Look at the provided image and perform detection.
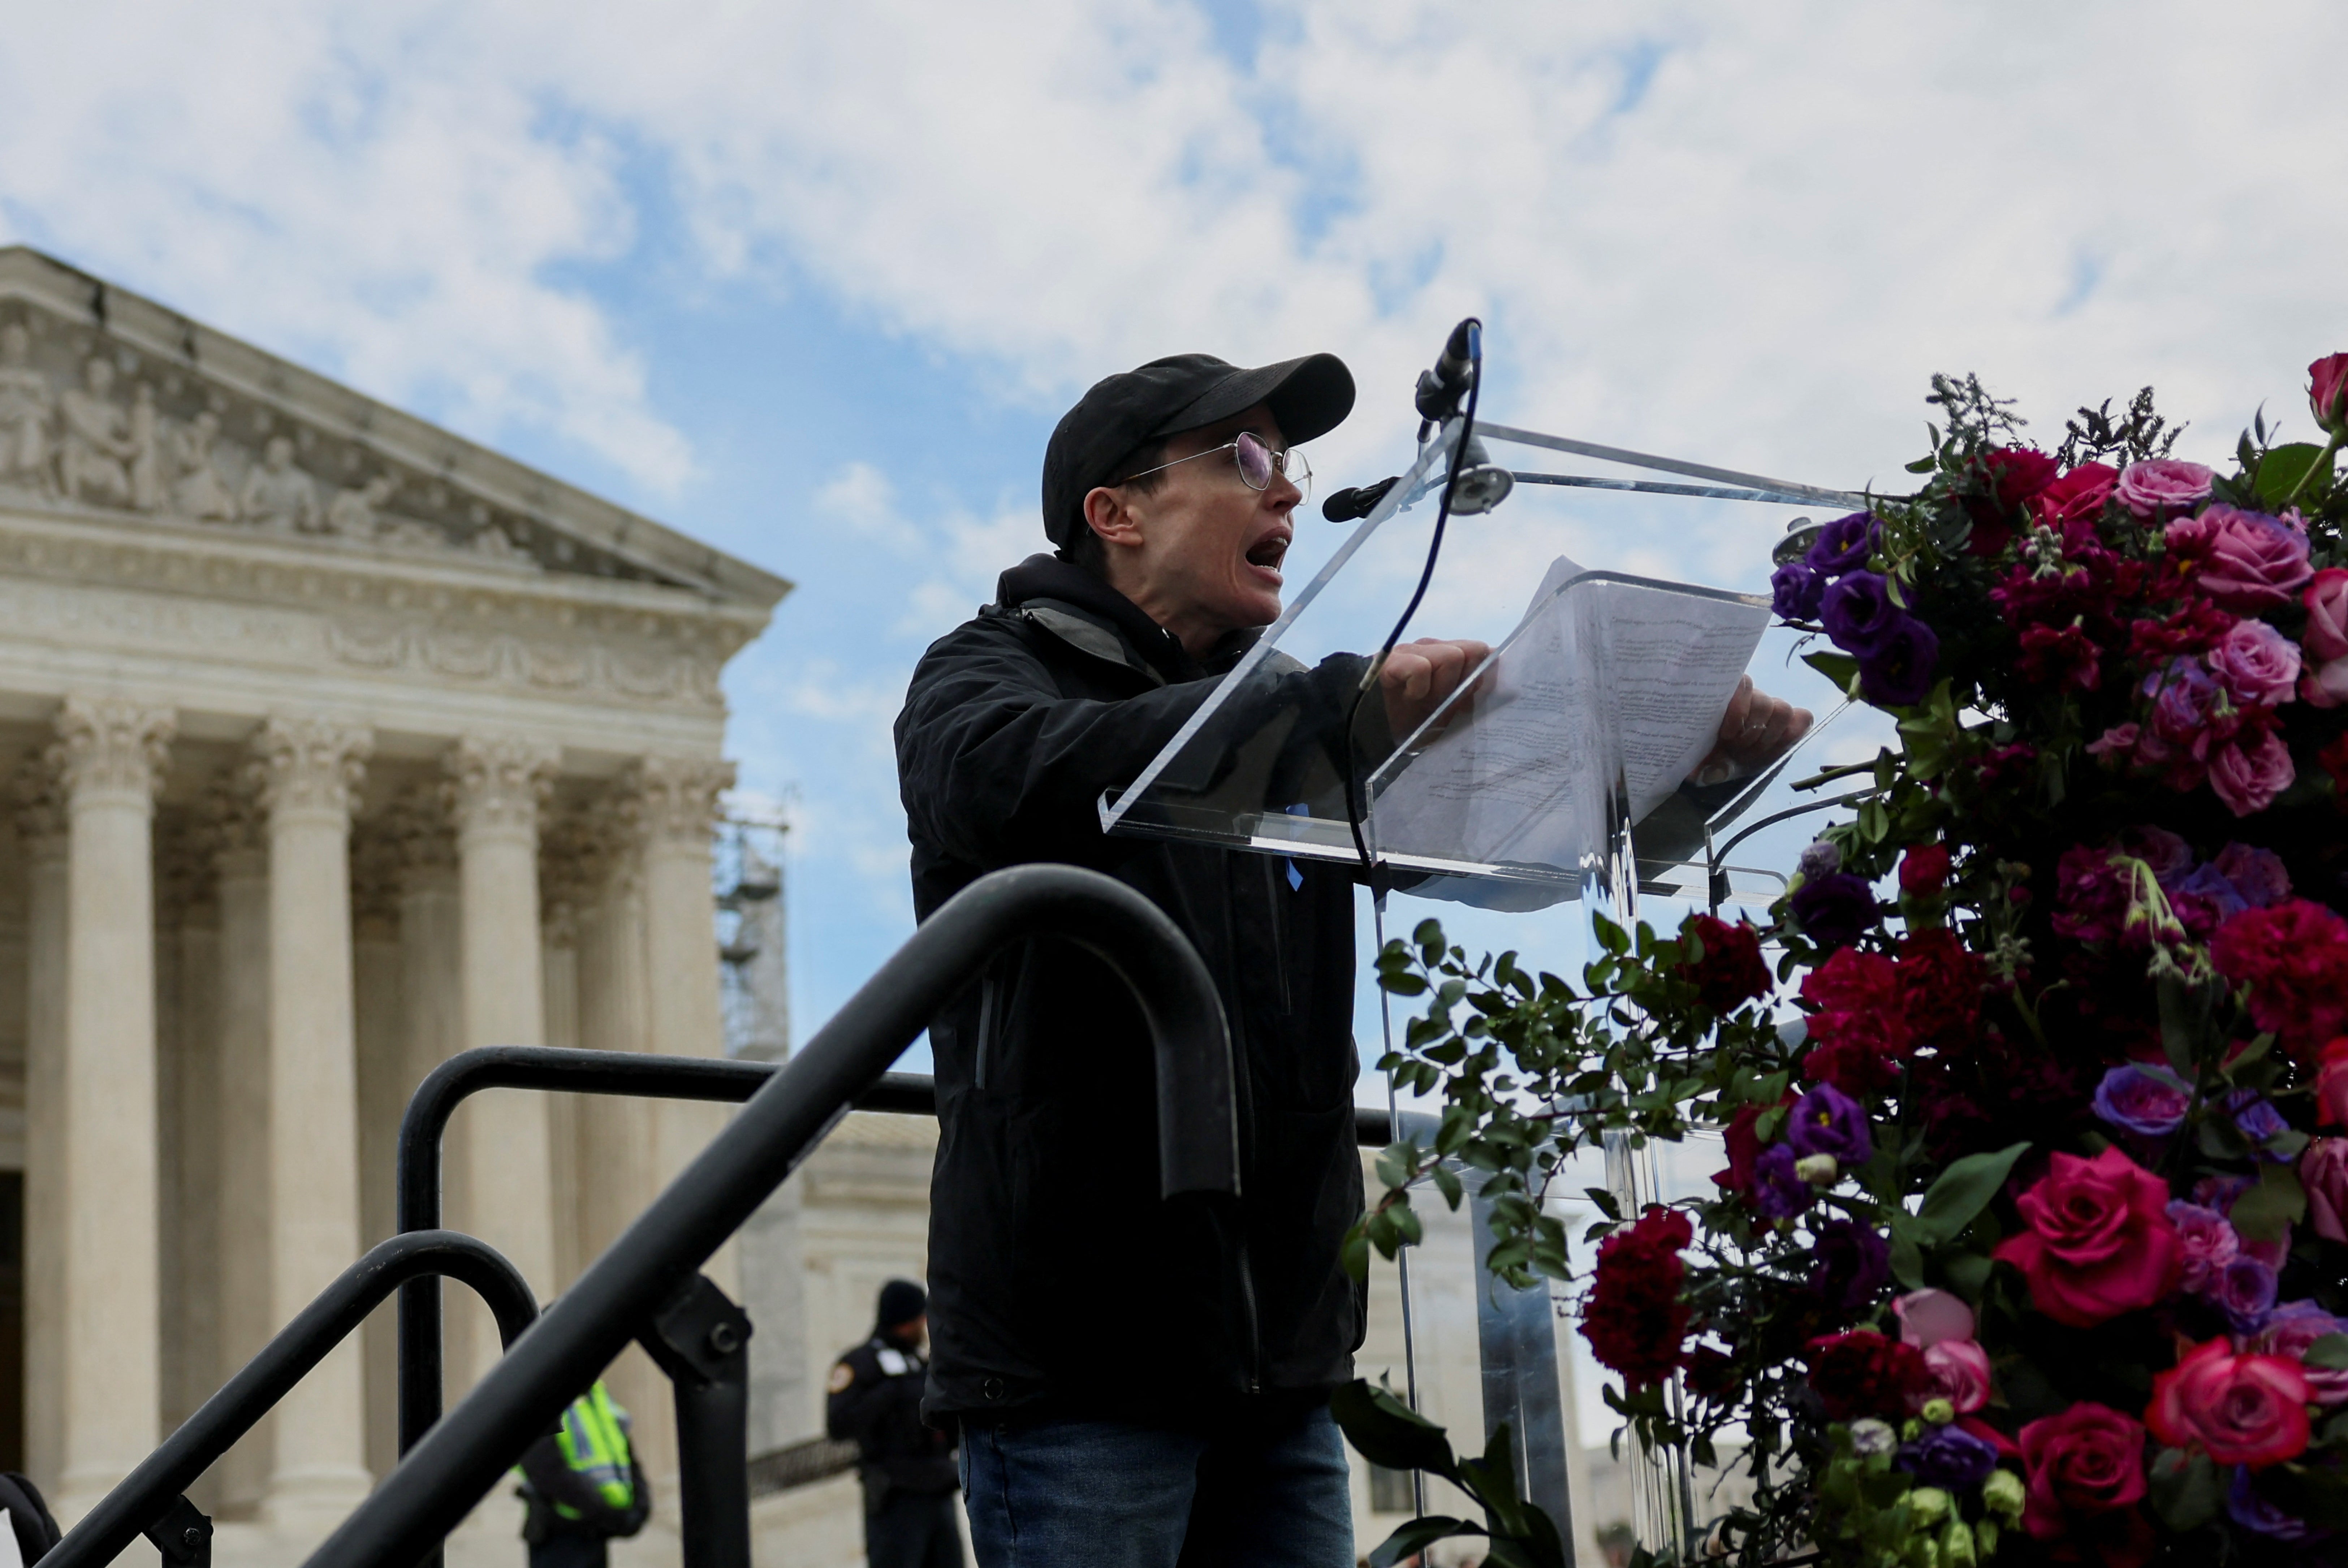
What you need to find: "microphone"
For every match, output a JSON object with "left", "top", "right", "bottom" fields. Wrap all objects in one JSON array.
[
  {"left": 1322, "top": 475, "right": 1400, "bottom": 523},
  {"left": 1413, "top": 318, "right": 1481, "bottom": 423}
]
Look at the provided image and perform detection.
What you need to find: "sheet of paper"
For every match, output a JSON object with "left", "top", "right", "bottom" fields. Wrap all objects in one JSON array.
[{"left": 1369, "top": 557, "right": 1769, "bottom": 886}]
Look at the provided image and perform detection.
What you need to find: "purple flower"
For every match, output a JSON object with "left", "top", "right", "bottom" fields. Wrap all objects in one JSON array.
[
  {"left": 1896, "top": 1422, "right": 2000, "bottom": 1491},
  {"left": 2256, "top": 1301, "right": 2348, "bottom": 1407},
  {"left": 1857, "top": 615, "right": 1941, "bottom": 707},
  {"left": 2167, "top": 1201, "right": 2240, "bottom": 1293},
  {"left": 2114, "top": 458, "right": 2215, "bottom": 519},
  {"left": 2212, "top": 842, "right": 2290, "bottom": 907},
  {"left": 2118, "top": 824, "right": 2194, "bottom": 881},
  {"left": 1820, "top": 571, "right": 1902, "bottom": 656},
  {"left": 1771, "top": 561, "right": 1825, "bottom": 621},
  {"left": 2196, "top": 1174, "right": 2291, "bottom": 1271},
  {"left": 2228, "top": 1464, "right": 2332, "bottom": 1543},
  {"left": 1789, "top": 872, "right": 1878, "bottom": 950},
  {"left": 2210, "top": 1254, "right": 2279, "bottom": 1332},
  {"left": 2092, "top": 1064, "right": 2193, "bottom": 1138},
  {"left": 2226, "top": 1089, "right": 2292, "bottom": 1158},
  {"left": 2171, "top": 862, "right": 2251, "bottom": 929},
  {"left": 2144, "top": 657, "right": 2225, "bottom": 749},
  {"left": 1752, "top": 1145, "right": 1812, "bottom": 1220},
  {"left": 1805, "top": 1219, "right": 1890, "bottom": 1314},
  {"left": 1788, "top": 1085, "right": 1874, "bottom": 1165},
  {"left": 1804, "top": 511, "right": 1879, "bottom": 576},
  {"left": 1796, "top": 840, "right": 1842, "bottom": 880}
]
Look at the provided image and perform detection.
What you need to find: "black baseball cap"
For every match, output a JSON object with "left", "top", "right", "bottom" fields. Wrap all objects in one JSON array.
[{"left": 1041, "top": 352, "right": 1355, "bottom": 549}]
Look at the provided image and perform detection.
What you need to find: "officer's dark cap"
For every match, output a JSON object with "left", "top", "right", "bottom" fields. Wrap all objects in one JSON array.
[
  {"left": 877, "top": 1278, "right": 927, "bottom": 1329},
  {"left": 1041, "top": 352, "right": 1355, "bottom": 549}
]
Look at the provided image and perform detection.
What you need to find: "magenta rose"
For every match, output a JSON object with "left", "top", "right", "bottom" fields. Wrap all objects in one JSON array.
[
  {"left": 2306, "top": 569, "right": 2348, "bottom": 660},
  {"left": 2302, "top": 1137, "right": 2348, "bottom": 1243},
  {"left": 1892, "top": 1287, "right": 1975, "bottom": 1349},
  {"left": 2312, "top": 352, "right": 2348, "bottom": 437},
  {"left": 1994, "top": 1146, "right": 2183, "bottom": 1326},
  {"left": 2170, "top": 505, "right": 2314, "bottom": 610},
  {"left": 2209, "top": 729, "right": 2295, "bottom": 817},
  {"left": 2116, "top": 458, "right": 2214, "bottom": 519},
  {"left": 2208, "top": 619, "right": 2300, "bottom": 707},
  {"left": 2145, "top": 1338, "right": 2310, "bottom": 1467},
  {"left": 2017, "top": 1402, "right": 2148, "bottom": 1542},
  {"left": 2166, "top": 1201, "right": 2240, "bottom": 1292},
  {"left": 2256, "top": 1300, "right": 2348, "bottom": 1405},
  {"left": 1909, "top": 1338, "right": 1993, "bottom": 1415}
]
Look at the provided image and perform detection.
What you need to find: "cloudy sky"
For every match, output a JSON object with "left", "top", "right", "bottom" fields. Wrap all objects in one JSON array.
[{"left": 7, "top": 0, "right": 2346, "bottom": 1046}]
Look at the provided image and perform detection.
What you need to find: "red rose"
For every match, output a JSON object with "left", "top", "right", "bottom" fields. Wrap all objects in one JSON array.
[
  {"left": 1799, "top": 949, "right": 1912, "bottom": 1093},
  {"left": 1803, "top": 1329, "right": 1929, "bottom": 1420},
  {"left": 2320, "top": 1040, "right": 2348, "bottom": 1129},
  {"left": 1713, "top": 1103, "right": 1764, "bottom": 1195},
  {"left": 1580, "top": 1206, "right": 1692, "bottom": 1390},
  {"left": 2210, "top": 898, "right": 2348, "bottom": 1055},
  {"left": 1985, "top": 446, "right": 2060, "bottom": 509},
  {"left": 1898, "top": 843, "right": 1951, "bottom": 897},
  {"left": 1993, "top": 1146, "right": 2183, "bottom": 1326},
  {"left": 1679, "top": 914, "right": 1771, "bottom": 1014},
  {"left": 2017, "top": 1403, "right": 2150, "bottom": 1554},
  {"left": 2033, "top": 462, "right": 2119, "bottom": 530},
  {"left": 2145, "top": 1338, "right": 2312, "bottom": 1467},
  {"left": 1896, "top": 927, "right": 1986, "bottom": 1051},
  {"left": 2311, "top": 352, "right": 2348, "bottom": 437}
]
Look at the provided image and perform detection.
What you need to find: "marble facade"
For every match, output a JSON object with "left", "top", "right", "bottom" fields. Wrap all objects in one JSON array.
[{"left": 0, "top": 246, "right": 787, "bottom": 1559}]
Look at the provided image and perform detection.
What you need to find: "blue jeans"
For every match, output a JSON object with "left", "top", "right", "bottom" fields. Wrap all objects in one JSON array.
[{"left": 959, "top": 1406, "right": 1354, "bottom": 1568}]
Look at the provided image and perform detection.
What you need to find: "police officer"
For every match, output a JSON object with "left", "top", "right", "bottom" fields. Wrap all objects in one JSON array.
[
  {"left": 514, "top": 1379, "right": 651, "bottom": 1568},
  {"left": 828, "top": 1279, "right": 958, "bottom": 1568}
]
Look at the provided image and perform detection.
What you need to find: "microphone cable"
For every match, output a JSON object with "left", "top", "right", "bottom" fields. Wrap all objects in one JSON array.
[{"left": 1342, "top": 318, "right": 1483, "bottom": 884}]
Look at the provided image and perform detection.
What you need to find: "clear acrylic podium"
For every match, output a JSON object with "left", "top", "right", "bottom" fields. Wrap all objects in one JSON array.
[{"left": 1101, "top": 409, "right": 1868, "bottom": 1562}]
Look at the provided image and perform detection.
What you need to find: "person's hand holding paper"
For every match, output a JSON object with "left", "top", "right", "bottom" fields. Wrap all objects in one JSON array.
[{"left": 1691, "top": 673, "right": 1812, "bottom": 787}]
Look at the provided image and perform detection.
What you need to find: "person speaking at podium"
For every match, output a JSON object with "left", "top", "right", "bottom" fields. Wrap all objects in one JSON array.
[{"left": 893, "top": 350, "right": 1801, "bottom": 1568}]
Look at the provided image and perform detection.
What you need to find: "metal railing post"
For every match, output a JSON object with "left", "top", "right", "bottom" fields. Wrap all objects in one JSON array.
[{"left": 642, "top": 1275, "right": 755, "bottom": 1568}]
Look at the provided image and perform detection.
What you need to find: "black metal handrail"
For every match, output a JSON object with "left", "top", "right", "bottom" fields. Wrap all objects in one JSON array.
[
  {"left": 396, "top": 1047, "right": 930, "bottom": 1457},
  {"left": 47, "top": 1230, "right": 534, "bottom": 1568},
  {"left": 310, "top": 863, "right": 1234, "bottom": 1568}
]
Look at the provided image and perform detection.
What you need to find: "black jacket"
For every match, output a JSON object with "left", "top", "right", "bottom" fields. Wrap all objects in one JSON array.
[
  {"left": 895, "top": 555, "right": 1373, "bottom": 1429},
  {"left": 828, "top": 1332, "right": 958, "bottom": 1497}
]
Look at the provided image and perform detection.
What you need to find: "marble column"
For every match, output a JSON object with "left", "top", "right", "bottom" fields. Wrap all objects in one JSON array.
[
  {"left": 539, "top": 816, "right": 595, "bottom": 1289},
  {"left": 49, "top": 696, "right": 174, "bottom": 1525},
  {"left": 252, "top": 716, "right": 373, "bottom": 1534},
  {"left": 444, "top": 737, "right": 560, "bottom": 1392},
  {"left": 208, "top": 782, "right": 273, "bottom": 1519},
  {"left": 349, "top": 828, "right": 406, "bottom": 1482},
  {"left": 156, "top": 815, "right": 223, "bottom": 1506},
  {"left": 389, "top": 790, "right": 461, "bottom": 1430},
  {"left": 13, "top": 764, "right": 66, "bottom": 1498},
  {"left": 615, "top": 755, "right": 732, "bottom": 1499}
]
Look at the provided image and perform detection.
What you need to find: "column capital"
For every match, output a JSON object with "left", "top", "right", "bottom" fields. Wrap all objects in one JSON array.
[
  {"left": 49, "top": 696, "right": 175, "bottom": 808},
  {"left": 387, "top": 783, "right": 458, "bottom": 894},
  {"left": 443, "top": 736, "right": 559, "bottom": 842},
  {"left": 538, "top": 812, "right": 608, "bottom": 949},
  {"left": 250, "top": 717, "right": 371, "bottom": 827},
  {"left": 349, "top": 824, "right": 403, "bottom": 940},
  {"left": 201, "top": 770, "right": 268, "bottom": 877},
  {"left": 613, "top": 755, "right": 734, "bottom": 852},
  {"left": 156, "top": 808, "right": 218, "bottom": 926}
]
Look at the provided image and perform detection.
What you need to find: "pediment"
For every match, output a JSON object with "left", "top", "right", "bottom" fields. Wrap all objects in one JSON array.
[{"left": 0, "top": 246, "right": 787, "bottom": 610}]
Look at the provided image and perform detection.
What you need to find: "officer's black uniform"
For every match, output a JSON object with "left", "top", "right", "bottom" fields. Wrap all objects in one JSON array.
[{"left": 829, "top": 1283, "right": 959, "bottom": 1568}]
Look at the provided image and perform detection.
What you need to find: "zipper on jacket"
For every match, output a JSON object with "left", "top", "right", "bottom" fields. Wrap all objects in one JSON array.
[
  {"left": 1259, "top": 855, "right": 1293, "bottom": 1015},
  {"left": 972, "top": 972, "right": 997, "bottom": 1089}
]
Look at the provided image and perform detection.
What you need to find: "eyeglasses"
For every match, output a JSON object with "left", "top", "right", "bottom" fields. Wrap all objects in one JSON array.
[{"left": 1119, "top": 430, "right": 1312, "bottom": 501}]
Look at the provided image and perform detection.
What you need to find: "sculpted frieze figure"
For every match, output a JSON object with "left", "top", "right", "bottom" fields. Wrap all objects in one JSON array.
[
  {"left": 327, "top": 473, "right": 395, "bottom": 539},
  {"left": 239, "top": 435, "right": 319, "bottom": 533},
  {"left": 173, "top": 410, "right": 239, "bottom": 521},
  {"left": 0, "top": 323, "right": 52, "bottom": 492},
  {"left": 127, "top": 382, "right": 163, "bottom": 511},
  {"left": 57, "top": 357, "right": 135, "bottom": 506}
]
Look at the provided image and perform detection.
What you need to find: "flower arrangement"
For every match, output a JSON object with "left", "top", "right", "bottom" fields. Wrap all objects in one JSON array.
[{"left": 1332, "top": 355, "right": 2348, "bottom": 1567}]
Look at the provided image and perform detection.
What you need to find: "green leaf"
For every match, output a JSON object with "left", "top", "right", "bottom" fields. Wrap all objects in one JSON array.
[
  {"left": 1431, "top": 1163, "right": 1464, "bottom": 1210},
  {"left": 1887, "top": 1221, "right": 1925, "bottom": 1290},
  {"left": 2305, "top": 1334, "right": 2348, "bottom": 1372},
  {"left": 1911, "top": 1141, "right": 2030, "bottom": 1246},
  {"left": 2256, "top": 441, "right": 2334, "bottom": 506},
  {"left": 2148, "top": 1446, "right": 2223, "bottom": 1532},
  {"left": 1804, "top": 650, "right": 1860, "bottom": 687},
  {"left": 2231, "top": 1158, "right": 2306, "bottom": 1243},
  {"left": 1366, "top": 1517, "right": 1481, "bottom": 1568},
  {"left": 1330, "top": 1379, "right": 1459, "bottom": 1477}
]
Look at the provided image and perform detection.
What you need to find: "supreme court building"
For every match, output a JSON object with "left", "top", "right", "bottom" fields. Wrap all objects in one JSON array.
[{"left": 0, "top": 246, "right": 787, "bottom": 1556}]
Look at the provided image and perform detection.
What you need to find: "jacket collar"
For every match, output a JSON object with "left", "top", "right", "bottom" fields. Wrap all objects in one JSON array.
[{"left": 996, "top": 554, "right": 1200, "bottom": 684}]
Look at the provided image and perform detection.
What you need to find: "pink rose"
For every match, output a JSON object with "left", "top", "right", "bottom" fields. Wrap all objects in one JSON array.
[
  {"left": 1909, "top": 1338, "right": 1993, "bottom": 1414},
  {"left": 2208, "top": 729, "right": 2295, "bottom": 817},
  {"left": 2320, "top": 1041, "right": 2348, "bottom": 1128},
  {"left": 2304, "top": 657, "right": 2348, "bottom": 709},
  {"left": 2165, "top": 1201, "right": 2240, "bottom": 1291},
  {"left": 2145, "top": 1338, "right": 2311, "bottom": 1467},
  {"left": 2169, "top": 505, "right": 2313, "bottom": 610},
  {"left": 2305, "top": 569, "right": 2348, "bottom": 661},
  {"left": 2255, "top": 1301, "right": 2348, "bottom": 1405},
  {"left": 1892, "top": 1287, "right": 1976, "bottom": 1348},
  {"left": 2302, "top": 1137, "right": 2348, "bottom": 1242},
  {"left": 1994, "top": 1146, "right": 2184, "bottom": 1327},
  {"left": 2312, "top": 352, "right": 2348, "bottom": 437},
  {"left": 2115, "top": 459, "right": 2214, "bottom": 519},
  {"left": 2207, "top": 619, "right": 2300, "bottom": 706}
]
